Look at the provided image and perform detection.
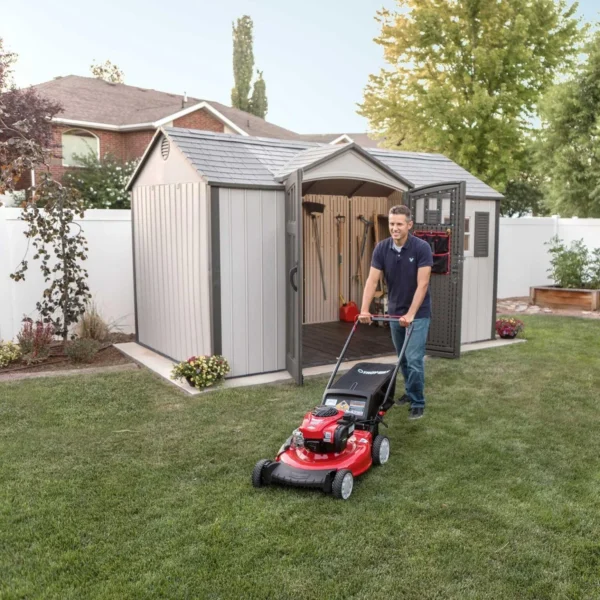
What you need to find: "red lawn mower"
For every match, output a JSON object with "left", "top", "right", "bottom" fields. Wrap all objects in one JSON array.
[{"left": 252, "top": 316, "right": 413, "bottom": 500}]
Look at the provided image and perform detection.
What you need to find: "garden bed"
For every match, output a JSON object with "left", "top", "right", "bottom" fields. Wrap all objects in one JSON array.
[
  {"left": 530, "top": 286, "right": 600, "bottom": 311},
  {"left": 0, "top": 332, "right": 135, "bottom": 376}
]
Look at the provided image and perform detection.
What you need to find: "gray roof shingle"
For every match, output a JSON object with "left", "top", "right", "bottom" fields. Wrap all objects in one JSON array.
[{"left": 162, "top": 128, "right": 503, "bottom": 199}]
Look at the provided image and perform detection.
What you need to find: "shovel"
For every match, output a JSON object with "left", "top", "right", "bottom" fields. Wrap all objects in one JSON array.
[{"left": 303, "top": 201, "right": 327, "bottom": 301}]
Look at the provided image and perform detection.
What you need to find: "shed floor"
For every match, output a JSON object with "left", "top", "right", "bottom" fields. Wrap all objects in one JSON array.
[{"left": 302, "top": 320, "right": 396, "bottom": 368}]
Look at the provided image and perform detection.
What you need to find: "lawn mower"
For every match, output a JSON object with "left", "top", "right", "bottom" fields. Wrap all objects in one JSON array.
[{"left": 252, "top": 316, "right": 413, "bottom": 500}]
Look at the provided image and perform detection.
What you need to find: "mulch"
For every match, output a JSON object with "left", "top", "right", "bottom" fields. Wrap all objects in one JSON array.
[{"left": 0, "top": 333, "right": 136, "bottom": 378}]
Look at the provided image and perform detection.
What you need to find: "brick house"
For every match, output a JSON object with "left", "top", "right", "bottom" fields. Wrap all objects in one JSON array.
[{"left": 25, "top": 75, "right": 305, "bottom": 187}]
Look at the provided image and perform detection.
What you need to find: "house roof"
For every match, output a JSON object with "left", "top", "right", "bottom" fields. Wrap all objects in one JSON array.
[
  {"left": 128, "top": 127, "right": 503, "bottom": 199},
  {"left": 296, "top": 133, "right": 384, "bottom": 148},
  {"left": 30, "top": 75, "right": 302, "bottom": 139}
]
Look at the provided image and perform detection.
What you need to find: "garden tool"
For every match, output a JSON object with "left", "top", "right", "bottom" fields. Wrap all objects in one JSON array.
[
  {"left": 303, "top": 201, "right": 327, "bottom": 301},
  {"left": 336, "top": 214, "right": 359, "bottom": 322},
  {"left": 354, "top": 214, "right": 373, "bottom": 298}
]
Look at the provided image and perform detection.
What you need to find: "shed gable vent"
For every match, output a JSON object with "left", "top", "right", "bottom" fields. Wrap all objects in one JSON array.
[
  {"left": 474, "top": 212, "right": 490, "bottom": 257},
  {"left": 161, "top": 137, "right": 170, "bottom": 161}
]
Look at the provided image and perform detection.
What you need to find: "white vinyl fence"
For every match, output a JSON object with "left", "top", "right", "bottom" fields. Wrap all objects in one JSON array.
[
  {"left": 498, "top": 216, "right": 600, "bottom": 298},
  {"left": 0, "top": 207, "right": 134, "bottom": 342},
  {"left": 2, "top": 207, "right": 599, "bottom": 343}
]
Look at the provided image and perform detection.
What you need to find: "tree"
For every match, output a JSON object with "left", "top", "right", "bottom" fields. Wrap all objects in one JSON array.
[
  {"left": 535, "top": 30, "right": 600, "bottom": 217},
  {"left": 231, "top": 15, "right": 268, "bottom": 118},
  {"left": 63, "top": 152, "right": 139, "bottom": 209},
  {"left": 249, "top": 70, "right": 268, "bottom": 119},
  {"left": 501, "top": 142, "right": 548, "bottom": 216},
  {"left": 90, "top": 59, "right": 124, "bottom": 84},
  {"left": 0, "top": 39, "right": 62, "bottom": 193},
  {"left": 502, "top": 178, "right": 547, "bottom": 217},
  {"left": 359, "top": 1, "right": 584, "bottom": 192},
  {"left": 11, "top": 174, "right": 91, "bottom": 342}
]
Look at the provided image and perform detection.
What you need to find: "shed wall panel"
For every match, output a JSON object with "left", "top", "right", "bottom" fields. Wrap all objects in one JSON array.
[
  {"left": 218, "top": 188, "right": 286, "bottom": 377},
  {"left": 132, "top": 183, "right": 211, "bottom": 361},
  {"left": 461, "top": 199, "right": 496, "bottom": 344}
]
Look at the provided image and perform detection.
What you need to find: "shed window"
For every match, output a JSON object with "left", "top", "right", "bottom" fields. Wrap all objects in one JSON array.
[
  {"left": 444, "top": 216, "right": 470, "bottom": 252},
  {"left": 62, "top": 129, "right": 100, "bottom": 167}
]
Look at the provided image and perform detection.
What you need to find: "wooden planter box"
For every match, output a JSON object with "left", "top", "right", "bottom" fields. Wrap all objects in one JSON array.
[{"left": 530, "top": 286, "right": 600, "bottom": 311}]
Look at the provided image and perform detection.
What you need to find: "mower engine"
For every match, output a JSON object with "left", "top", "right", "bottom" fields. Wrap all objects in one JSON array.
[{"left": 293, "top": 406, "right": 356, "bottom": 454}]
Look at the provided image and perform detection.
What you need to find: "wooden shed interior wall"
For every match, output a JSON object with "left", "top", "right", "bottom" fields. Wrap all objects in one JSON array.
[{"left": 302, "top": 192, "right": 402, "bottom": 324}]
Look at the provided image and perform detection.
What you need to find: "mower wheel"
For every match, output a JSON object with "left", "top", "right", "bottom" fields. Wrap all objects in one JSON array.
[
  {"left": 372, "top": 435, "right": 390, "bottom": 466},
  {"left": 252, "top": 459, "right": 270, "bottom": 488},
  {"left": 332, "top": 469, "right": 354, "bottom": 500}
]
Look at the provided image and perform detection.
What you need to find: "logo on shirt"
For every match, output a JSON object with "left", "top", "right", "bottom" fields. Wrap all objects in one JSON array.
[{"left": 409, "top": 257, "right": 414, "bottom": 262}]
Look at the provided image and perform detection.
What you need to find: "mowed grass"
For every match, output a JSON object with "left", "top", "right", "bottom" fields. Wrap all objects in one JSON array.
[{"left": 1, "top": 315, "right": 599, "bottom": 599}]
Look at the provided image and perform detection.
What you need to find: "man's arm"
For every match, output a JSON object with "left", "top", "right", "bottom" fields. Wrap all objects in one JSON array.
[
  {"left": 359, "top": 266, "right": 382, "bottom": 323},
  {"left": 400, "top": 266, "right": 432, "bottom": 326}
]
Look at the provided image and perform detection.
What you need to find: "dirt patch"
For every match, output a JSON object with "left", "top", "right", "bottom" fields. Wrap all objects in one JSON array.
[
  {"left": 0, "top": 333, "right": 136, "bottom": 380},
  {"left": 497, "top": 297, "right": 600, "bottom": 320}
]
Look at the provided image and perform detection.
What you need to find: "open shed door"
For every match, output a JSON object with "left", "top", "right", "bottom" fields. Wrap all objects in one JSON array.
[
  {"left": 407, "top": 182, "right": 466, "bottom": 358},
  {"left": 285, "top": 169, "right": 304, "bottom": 384}
]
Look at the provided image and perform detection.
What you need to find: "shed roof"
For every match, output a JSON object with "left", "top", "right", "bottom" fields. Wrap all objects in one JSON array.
[{"left": 128, "top": 127, "right": 503, "bottom": 199}]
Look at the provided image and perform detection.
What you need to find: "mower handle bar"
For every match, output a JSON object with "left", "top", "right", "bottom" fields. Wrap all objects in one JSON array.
[{"left": 325, "top": 315, "right": 414, "bottom": 405}]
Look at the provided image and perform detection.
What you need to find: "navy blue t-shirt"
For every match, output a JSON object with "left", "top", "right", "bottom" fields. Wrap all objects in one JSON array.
[{"left": 371, "top": 234, "right": 433, "bottom": 319}]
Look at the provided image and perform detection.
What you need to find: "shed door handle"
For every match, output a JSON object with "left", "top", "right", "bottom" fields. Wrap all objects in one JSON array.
[{"left": 289, "top": 266, "right": 298, "bottom": 292}]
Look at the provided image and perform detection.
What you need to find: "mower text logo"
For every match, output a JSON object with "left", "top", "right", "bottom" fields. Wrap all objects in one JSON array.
[{"left": 357, "top": 368, "right": 392, "bottom": 375}]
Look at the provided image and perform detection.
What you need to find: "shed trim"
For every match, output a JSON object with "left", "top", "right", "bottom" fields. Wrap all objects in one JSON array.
[
  {"left": 276, "top": 142, "right": 413, "bottom": 190},
  {"left": 210, "top": 186, "right": 222, "bottom": 356}
]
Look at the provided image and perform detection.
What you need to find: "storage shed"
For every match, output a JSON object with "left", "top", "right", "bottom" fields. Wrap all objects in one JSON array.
[{"left": 126, "top": 127, "right": 503, "bottom": 383}]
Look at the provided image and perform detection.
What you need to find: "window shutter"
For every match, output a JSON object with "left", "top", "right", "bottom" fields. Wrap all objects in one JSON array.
[{"left": 474, "top": 212, "right": 490, "bottom": 257}]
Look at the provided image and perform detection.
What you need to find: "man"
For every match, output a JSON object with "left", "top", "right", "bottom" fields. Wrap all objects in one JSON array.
[{"left": 359, "top": 205, "right": 432, "bottom": 420}]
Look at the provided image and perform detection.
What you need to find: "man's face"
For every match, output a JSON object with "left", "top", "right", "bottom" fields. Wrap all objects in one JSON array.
[{"left": 388, "top": 213, "right": 412, "bottom": 242}]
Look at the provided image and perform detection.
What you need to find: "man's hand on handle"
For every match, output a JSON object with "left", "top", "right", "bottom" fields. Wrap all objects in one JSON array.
[
  {"left": 399, "top": 314, "right": 414, "bottom": 327},
  {"left": 358, "top": 312, "right": 372, "bottom": 324}
]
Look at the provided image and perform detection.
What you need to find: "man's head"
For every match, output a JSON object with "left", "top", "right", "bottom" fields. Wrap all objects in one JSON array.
[{"left": 388, "top": 205, "right": 413, "bottom": 243}]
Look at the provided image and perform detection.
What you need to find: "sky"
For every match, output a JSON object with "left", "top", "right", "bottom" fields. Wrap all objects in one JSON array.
[{"left": 3, "top": 0, "right": 599, "bottom": 135}]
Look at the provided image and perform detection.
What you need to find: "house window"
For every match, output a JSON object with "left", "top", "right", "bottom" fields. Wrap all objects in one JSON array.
[
  {"left": 62, "top": 129, "right": 99, "bottom": 167},
  {"left": 444, "top": 216, "right": 471, "bottom": 252}
]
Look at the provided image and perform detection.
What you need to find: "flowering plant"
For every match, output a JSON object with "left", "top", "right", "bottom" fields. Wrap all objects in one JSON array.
[
  {"left": 63, "top": 152, "right": 139, "bottom": 209},
  {"left": 171, "top": 355, "right": 230, "bottom": 388},
  {"left": 495, "top": 317, "right": 524, "bottom": 339}
]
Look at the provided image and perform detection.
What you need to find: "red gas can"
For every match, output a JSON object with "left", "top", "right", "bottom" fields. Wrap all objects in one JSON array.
[{"left": 339, "top": 301, "right": 359, "bottom": 322}]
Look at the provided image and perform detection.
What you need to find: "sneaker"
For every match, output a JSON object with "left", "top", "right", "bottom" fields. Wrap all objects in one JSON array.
[
  {"left": 395, "top": 394, "right": 410, "bottom": 407},
  {"left": 408, "top": 407, "right": 424, "bottom": 420}
]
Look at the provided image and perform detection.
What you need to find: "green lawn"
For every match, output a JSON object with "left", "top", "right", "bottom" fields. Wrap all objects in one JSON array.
[{"left": 1, "top": 315, "right": 599, "bottom": 599}]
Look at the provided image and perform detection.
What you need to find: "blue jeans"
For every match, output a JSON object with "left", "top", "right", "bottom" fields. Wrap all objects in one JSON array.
[{"left": 389, "top": 318, "right": 430, "bottom": 409}]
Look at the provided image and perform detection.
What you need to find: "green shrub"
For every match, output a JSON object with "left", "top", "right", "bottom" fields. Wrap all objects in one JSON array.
[
  {"left": 65, "top": 339, "right": 101, "bottom": 364},
  {"left": 62, "top": 152, "right": 138, "bottom": 209},
  {"left": 0, "top": 341, "right": 22, "bottom": 367},
  {"left": 546, "top": 236, "right": 600, "bottom": 289}
]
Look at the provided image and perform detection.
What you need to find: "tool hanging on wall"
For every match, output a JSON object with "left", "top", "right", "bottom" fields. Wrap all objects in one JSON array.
[
  {"left": 303, "top": 201, "right": 327, "bottom": 301},
  {"left": 336, "top": 214, "right": 359, "bottom": 322},
  {"left": 354, "top": 214, "right": 373, "bottom": 297}
]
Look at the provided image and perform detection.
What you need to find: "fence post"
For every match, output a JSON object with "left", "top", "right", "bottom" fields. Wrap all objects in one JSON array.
[
  {"left": 0, "top": 208, "right": 15, "bottom": 341},
  {"left": 552, "top": 214, "right": 560, "bottom": 238}
]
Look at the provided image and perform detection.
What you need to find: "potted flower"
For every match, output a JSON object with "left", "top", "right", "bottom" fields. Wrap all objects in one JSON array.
[
  {"left": 495, "top": 317, "right": 525, "bottom": 339},
  {"left": 171, "top": 354, "right": 230, "bottom": 388}
]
